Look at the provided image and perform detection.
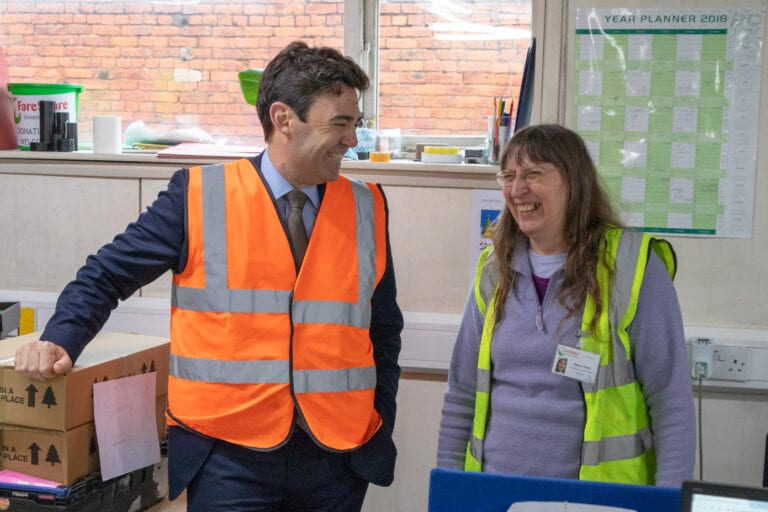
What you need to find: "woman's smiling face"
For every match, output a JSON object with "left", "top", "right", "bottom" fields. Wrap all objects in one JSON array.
[{"left": 500, "top": 158, "right": 569, "bottom": 255}]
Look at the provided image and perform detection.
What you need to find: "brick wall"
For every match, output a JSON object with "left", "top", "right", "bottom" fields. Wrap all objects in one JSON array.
[
  {"left": 379, "top": 1, "right": 531, "bottom": 135},
  {"left": 0, "top": 0, "right": 530, "bottom": 147}
]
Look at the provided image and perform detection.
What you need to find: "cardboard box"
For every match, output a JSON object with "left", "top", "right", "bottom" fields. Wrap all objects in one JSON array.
[
  {"left": 0, "top": 301, "right": 20, "bottom": 339},
  {"left": 0, "top": 422, "right": 98, "bottom": 486},
  {"left": 0, "top": 393, "right": 168, "bottom": 486},
  {"left": 156, "top": 394, "right": 168, "bottom": 442},
  {"left": 0, "top": 331, "right": 169, "bottom": 431}
]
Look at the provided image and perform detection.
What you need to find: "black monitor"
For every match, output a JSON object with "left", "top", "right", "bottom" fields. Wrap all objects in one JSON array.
[{"left": 514, "top": 37, "right": 536, "bottom": 133}]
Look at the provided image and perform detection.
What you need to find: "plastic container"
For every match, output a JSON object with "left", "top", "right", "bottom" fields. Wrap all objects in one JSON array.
[
  {"left": 7, "top": 83, "right": 83, "bottom": 149},
  {"left": 369, "top": 151, "right": 390, "bottom": 162},
  {"left": 421, "top": 146, "right": 462, "bottom": 164}
]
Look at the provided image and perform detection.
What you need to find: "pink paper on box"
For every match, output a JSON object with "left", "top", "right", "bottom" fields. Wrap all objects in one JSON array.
[{"left": 0, "top": 469, "right": 62, "bottom": 488}]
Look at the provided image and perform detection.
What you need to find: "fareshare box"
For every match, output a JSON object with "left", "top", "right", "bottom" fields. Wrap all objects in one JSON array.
[{"left": 0, "top": 331, "right": 169, "bottom": 431}]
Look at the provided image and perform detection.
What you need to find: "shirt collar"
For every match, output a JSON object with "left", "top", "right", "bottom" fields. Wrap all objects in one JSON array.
[{"left": 261, "top": 148, "right": 320, "bottom": 209}]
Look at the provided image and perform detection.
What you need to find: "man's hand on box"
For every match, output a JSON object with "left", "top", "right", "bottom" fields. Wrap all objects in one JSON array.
[{"left": 15, "top": 340, "right": 73, "bottom": 380}]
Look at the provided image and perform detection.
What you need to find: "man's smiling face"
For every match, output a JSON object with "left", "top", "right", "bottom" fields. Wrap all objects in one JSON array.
[{"left": 283, "top": 84, "right": 362, "bottom": 188}]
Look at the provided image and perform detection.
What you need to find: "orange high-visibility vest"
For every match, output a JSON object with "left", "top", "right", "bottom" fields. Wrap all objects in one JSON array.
[{"left": 168, "top": 159, "right": 388, "bottom": 451}]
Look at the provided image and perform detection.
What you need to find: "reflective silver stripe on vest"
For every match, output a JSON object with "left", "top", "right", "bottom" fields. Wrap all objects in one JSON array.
[
  {"left": 581, "top": 426, "right": 653, "bottom": 465},
  {"left": 587, "top": 358, "right": 636, "bottom": 392},
  {"left": 476, "top": 368, "right": 491, "bottom": 393},
  {"left": 292, "top": 299, "right": 371, "bottom": 328},
  {"left": 581, "top": 231, "right": 642, "bottom": 394},
  {"left": 172, "top": 166, "right": 376, "bottom": 330},
  {"left": 170, "top": 165, "right": 378, "bottom": 390},
  {"left": 172, "top": 287, "right": 292, "bottom": 313},
  {"left": 470, "top": 256, "right": 496, "bottom": 467},
  {"left": 172, "top": 163, "right": 294, "bottom": 314},
  {"left": 292, "top": 178, "right": 375, "bottom": 328},
  {"left": 477, "top": 255, "right": 498, "bottom": 310},
  {"left": 580, "top": 231, "right": 653, "bottom": 468},
  {"left": 171, "top": 353, "right": 376, "bottom": 391},
  {"left": 293, "top": 365, "right": 376, "bottom": 393},
  {"left": 202, "top": 163, "right": 228, "bottom": 289},
  {"left": 469, "top": 434, "right": 484, "bottom": 460},
  {"left": 170, "top": 353, "right": 289, "bottom": 384},
  {"left": 610, "top": 231, "right": 643, "bottom": 356}
]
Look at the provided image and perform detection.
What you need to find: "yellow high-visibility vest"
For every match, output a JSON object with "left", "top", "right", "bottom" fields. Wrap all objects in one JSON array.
[{"left": 465, "top": 227, "right": 676, "bottom": 485}]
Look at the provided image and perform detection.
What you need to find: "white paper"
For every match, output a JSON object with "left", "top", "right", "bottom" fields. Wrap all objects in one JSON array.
[
  {"left": 585, "top": 140, "right": 601, "bottom": 166},
  {"left": 672, "top": 107, "right": 698, "bottom": 132},
  {"left": 671, "top": 143, "right": 696, "bottom": 169},
  {"left": 580, "top": 34, "right": 604, "bottom": 60},
  {"left": 669, "top": 178, "right": 695, "bottom": 204},
  {"left": 621, "top": 141, "right": 647, "bottom": 168},
  {"left": 93, "top": 372, "right": 160, "bottom": 481},
  {"left": 625, "top": 71, "right": 651, "bottom": 96},
  {"left": 621, "top": 211, "right": 645, "bottom": 228},
  {"left": 668, "top": 212, "right": 693, "bottom": 229},
  {"left": 577, "top": 105, "right": 601, "bottom": 131},
  {"left": 579, "top": 70, "right": 603, "bottom": 96},
  {"left": 674, "top": 70, "right": 700, "bottom": 97},
  {"left": 621, "top": 176, "right": 646, "bottom": 203},
  {"left": 93, "top": 115, "right": 122, "bottom": 154},
  {"left": 676, "top": 33, "right": 702, "bottom": 61},
  {"left": 624, "top": 106, "right": 648, "bottom": 132},
  {"left": 627, "top": 34, "right": 652, "bottom": 60}
]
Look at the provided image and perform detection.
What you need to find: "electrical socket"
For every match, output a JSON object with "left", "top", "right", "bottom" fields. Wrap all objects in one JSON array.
[
  {"left": 690, "top": 337, "right": 714, "bottom": 379},
  {"left": 709, "top": 345, "right": 750, "bottom": 382}
]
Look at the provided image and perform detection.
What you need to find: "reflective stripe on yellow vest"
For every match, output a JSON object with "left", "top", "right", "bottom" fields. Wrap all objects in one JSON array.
[
  {"left": 464, "top": 246, "right": 498, "bottom": 472},
  {"left": 169, "top": 159, "right": 387, "bottom": 451},
  {"left": 464, "top": 228, "right": 676, "bottom": 485}
]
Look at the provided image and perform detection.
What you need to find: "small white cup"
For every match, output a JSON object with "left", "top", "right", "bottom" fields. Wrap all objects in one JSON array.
[{"left": 93, "top": 115, "right": 122, "bottom": 154}]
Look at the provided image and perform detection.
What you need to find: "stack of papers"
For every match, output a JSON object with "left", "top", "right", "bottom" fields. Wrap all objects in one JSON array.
[{"left": 156, "top": 143, "right": 265, "bottom": 159}]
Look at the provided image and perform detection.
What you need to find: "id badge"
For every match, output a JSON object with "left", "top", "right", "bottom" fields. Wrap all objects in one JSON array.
[{"left": 551, "top": 344, "right": 600, "bottom": 384}]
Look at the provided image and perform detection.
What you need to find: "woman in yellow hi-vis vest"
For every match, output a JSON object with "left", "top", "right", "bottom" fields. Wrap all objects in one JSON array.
[{"left": 437, "top": 124, "right": 695, "bottom": 487}]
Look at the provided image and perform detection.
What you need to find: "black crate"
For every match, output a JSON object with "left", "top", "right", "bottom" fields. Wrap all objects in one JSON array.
[{"left": 0, "top": 446, "right": 167, "bottom": 512}]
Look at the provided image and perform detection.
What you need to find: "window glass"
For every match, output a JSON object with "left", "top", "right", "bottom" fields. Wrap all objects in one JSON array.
[
  {"left": 378, "top": 0, "right": 532, "bottom": 138},
  {"left": 1, "top": 0, "right": 531, "bottom": 150},
  {"left": 0, "top": 0, "right": 344, "bottom": 147}
]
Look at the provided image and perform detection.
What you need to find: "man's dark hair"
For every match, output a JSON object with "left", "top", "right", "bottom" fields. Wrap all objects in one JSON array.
[{"left": 257, "top": 41, "right": 370, "bottom": 141}]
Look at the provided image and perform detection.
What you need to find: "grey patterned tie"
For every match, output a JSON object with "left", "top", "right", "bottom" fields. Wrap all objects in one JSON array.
[{"left": 286, "top": 189, "right": 309, "bottom": 268}]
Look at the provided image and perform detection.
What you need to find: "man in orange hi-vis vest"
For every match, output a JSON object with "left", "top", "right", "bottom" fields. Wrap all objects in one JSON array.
[{"left": 14, "top": 41, "right": 404, "bottom": 512}]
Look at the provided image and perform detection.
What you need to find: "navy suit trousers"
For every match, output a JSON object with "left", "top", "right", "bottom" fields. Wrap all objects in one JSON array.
[{"left": 168, "top": 426, "right": 369, "bottom": 511}]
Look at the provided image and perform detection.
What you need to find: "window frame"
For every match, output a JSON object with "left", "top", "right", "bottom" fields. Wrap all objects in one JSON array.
[
  {"left": 346, "top": 0, "right": 532, "bottom": 150},
  {"left": 345, "top": 0, "right": 379, "bottom": 127}
]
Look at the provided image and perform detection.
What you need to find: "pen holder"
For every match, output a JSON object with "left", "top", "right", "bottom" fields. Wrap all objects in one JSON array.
[{"left": 485, "top": 115, "right": 509, "bottom": 165}]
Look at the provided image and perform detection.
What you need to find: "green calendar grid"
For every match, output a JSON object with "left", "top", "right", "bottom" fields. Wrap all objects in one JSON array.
[{"left": 573, "top": 28, "right": 732, "bottom": 235}]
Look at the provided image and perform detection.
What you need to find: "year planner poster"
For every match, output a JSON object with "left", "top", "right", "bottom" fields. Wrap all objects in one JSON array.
[{"left": 573, "top": 8, "right": 765, "bottom": 238}]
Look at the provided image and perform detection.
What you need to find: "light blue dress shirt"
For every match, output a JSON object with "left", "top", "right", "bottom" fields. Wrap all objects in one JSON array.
[{"left": 260, "top": 148, "right": 320, "bottom": 236}]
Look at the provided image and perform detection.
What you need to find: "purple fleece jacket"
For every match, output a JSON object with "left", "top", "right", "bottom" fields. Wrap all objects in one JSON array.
[{"left": 437, "top": 240, "right": 696, "bottom": 487}]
